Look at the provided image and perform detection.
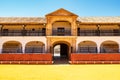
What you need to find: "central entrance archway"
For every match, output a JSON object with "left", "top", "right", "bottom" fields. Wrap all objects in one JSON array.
[{"left": 53, "top": 42, "right": 70, "bottom": 64}]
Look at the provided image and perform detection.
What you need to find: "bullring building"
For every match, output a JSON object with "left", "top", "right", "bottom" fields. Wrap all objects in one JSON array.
[{"left": 0, "top": 8, "right": 120, "bottom": 64}]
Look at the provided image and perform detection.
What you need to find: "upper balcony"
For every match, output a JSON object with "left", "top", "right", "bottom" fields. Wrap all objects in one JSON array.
[
  {"left": 52, "top": 29, "right": 71, "bottom": 36},
  {"left": 0, "top": 24, "right": 46, "bottom": 36},
  {"left": 77, "top": 24, "right": 120, "bottom": 36},
  {"left": 0, "top": 29, "right": 46, "bottom": 36},
  {"left": 78, "top": 30, "right": 120, "bottom": 36},
  {"left": 51, "top": 21, "right": 72, "bottom": 36}
]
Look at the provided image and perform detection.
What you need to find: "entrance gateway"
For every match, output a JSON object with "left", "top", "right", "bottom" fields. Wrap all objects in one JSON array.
[{"left": 53, "top": 43, "right": 69, "bottom": 64}]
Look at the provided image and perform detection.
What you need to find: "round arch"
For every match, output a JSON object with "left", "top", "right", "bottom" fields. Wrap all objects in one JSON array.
[
  {"left": 78, "top": 40, "right": 97, "bottom": 53},
  {"left": 51, "top": 17, "right": 73, "bottom": 24},
  {"left": 52, "top": 21, "right": 71, "bottom": 36},
  {"left": 100, "top": 40, "right": 119, "bottom": 53},
  {"left": 2, "top": 41, "right": 22, "bottom": 53},
  {"left": 25, "top": 41, "right": 45, "bottom": 53},
  {"left": 52, "top": 41, "right": 71, "bottom": 63},
  {"left": 53, "top": 41, "right": 71, "bottom": 47}
]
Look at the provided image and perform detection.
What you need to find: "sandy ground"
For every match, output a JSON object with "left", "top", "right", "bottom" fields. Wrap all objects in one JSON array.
[{"left": 0, "top": 64, "right": 120, "bottom": 80}]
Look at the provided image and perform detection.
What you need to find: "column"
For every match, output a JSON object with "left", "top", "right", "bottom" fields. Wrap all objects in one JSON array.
[
  {"left": 46, "top": 24, "right": 52, "bottom": 36},
  {"left": 76, "top": 43, "right": 78, "bottom": 53},
  {"left": 46, "top": 38, "right": 51, "bottom": 53},
  {"left": 22, "top": 44, "right": 25, "bottom": 54},
  {"left": 43, "top": 46, "right": 45, "bottom": 53},
  {"left": 71, "top": 22, "right": 77, "bottom": 36},
  {"left": 97, "top": 44, "right": 101, "bottom": 53},
  {"left": 0, "top": 25, "right": 3, "bottom": 36},
  {"left": 119, "top": 44, "right": 120, "bottom": 53},
  {"left": 22, "top": 25, "right": 26, "bottom": 36},
  {"left": 118, "top": 25, "right": 120, "bottom": 36},
  {"left": 45, "top": 44, "right": 47, "bottom": 53},
  {"left": 0, "top": 44, "right": 2, "bottom": 54},
  {"left": 72, "top": 39, "right": 76, "bottom": 53},
  {"left": 96, "top": 25, "right": 100, "bottom": 36}
]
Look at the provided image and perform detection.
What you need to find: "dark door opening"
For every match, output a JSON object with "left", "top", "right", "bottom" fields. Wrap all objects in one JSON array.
[{"left": 53, "top": 43, "right": 69, "bottom": 64}]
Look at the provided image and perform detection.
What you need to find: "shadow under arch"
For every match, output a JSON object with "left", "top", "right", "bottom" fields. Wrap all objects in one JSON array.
[
  {"left": 2, "top": 40, "right": 22, "bottom": 53},
  {"left": 100, "top": 40, "right": 119, "bottom": 53},
  {"left": 52, "top": 41, "right": 71, "bottom": 64},
  {"left": 52, "top": 21, "right": 71, "bottom": 36},
  {"left": 25, "top": 41, "right": 45, "bottom": 53}
]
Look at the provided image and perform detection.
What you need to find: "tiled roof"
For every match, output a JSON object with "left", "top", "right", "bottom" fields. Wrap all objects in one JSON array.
[
  {"left": 0, "top": 17, "right": 120, "bottom": 24},
  {"left": 0, "top": 17, "right": 46, "bottom": 24},
  {"left": 77, "top": 17, "right": 120, "bottom": 23}
]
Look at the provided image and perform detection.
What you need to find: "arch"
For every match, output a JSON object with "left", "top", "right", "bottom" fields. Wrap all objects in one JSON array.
[
  {"left": 25, "top": 41, "right": 45, "bottom": 53},
  {"left": 53, "top": 41, "right": 71, "bottom": 47},
  {"left": 52, "top": 41, "right": 71, "bottom": 64},
  {"left": 78, "top": 40, "right": 97, "bottom": 53},
  {"left": 2, "top": 41, "right": 22, "bottom": 53},
  {"left": 52, "top": 21, "right": 71, "bottom": 36},
  {"left": 100, "top": 40, "right": 119, "bottom": 53},
  {"left": 52, "top": 20, "right": 71, "bottom": 24},
  {"left": 52, "top": 41, "right": 71, "bottom": 55}
]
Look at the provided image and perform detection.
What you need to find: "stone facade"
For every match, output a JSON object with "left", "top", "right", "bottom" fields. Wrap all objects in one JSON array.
[{"left": 0, "top": 8, "right": 120, "bottom": 64}]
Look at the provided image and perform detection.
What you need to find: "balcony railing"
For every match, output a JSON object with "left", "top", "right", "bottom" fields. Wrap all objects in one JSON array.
[
  {"left": 77, "top": 47, "right": 119, "bottom": 53},
  {"left": 52, "top": 30, "right": 71, "bottom": 36},
  {"left": 100, "top": 47, "right": 119, "bottom": 53},
  {"left": 0, "top": 30, "right": 46, "bottom": 36},
  {"left": 25, "top": 47, "right": 44, "bottom": 53},
  {"left": 2, "top": 48, "right": 22, "bottom": 53},
  {"left": 2, "top": 47, "right": 44, "bottom": 53},
  {"left": 78, "top": 30, "right": 120, "bottom": 36},
  {"left": 0, "top": 30, "right": 120, "bottom": 36},
  {"left": 78, "top": 47, "right": 97, "bottom": 53}
]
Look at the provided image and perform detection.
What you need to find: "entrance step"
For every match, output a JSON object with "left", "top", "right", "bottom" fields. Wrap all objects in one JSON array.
[{"left": 54, "top": 57, "right": 69, "bottom": 64}]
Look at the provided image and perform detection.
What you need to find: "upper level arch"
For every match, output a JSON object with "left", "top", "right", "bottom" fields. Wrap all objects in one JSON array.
[{"left": 52, "top": 21, "right": 71, "bottom": 36}]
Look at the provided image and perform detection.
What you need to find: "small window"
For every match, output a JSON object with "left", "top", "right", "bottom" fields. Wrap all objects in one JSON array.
[
  {"left": 42, "top": 28, "right": 46, "bottom": 32},
  {"left": 57, "top": 28, "right": 65, "bottom": 33},
  {"left": 32, "top": 28, "right": 35, "bottom": 31},
  {"left": 0, "top": 25, "right": 2, "bottom": 27},
  {"left": 3, "top": 29, "right": 8, "bottom": 32},
  {"left": 78, "top": 28, "right": 80, "bottom": 32}
]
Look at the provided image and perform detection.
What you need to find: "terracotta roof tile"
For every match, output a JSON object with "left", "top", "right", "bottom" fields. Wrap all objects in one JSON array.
[
  {"left": 77, "top": 17, "right": 120, "bottom": 23},
  {"left": 0, "top": 17, "right": 120, "bottom": 24},
  {"left": 0, "top": 17, "right": 46, "bottom": 24}
]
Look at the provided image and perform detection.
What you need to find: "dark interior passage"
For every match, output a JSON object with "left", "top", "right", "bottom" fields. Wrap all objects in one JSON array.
[{"left": 53, "top": 43, "right": 69, "bottom": 64}]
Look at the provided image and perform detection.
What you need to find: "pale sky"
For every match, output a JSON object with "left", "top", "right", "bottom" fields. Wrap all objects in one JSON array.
[{"left": 0, "top": 0, "right": 120, "bottom": 17}]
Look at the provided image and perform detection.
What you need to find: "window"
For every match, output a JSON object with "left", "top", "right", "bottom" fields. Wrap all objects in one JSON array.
[
  {"left": 57, "top": 28, "right": 65, "bottom": 36},
  {"left": 3, "top": 29, "right": 8, "bottom": 31},
  {"left": 42, "top": 28, "right": 46, "bottom": 33},
  {"left": 57, "top": 28, "right": 65, "bottom": 33},
  {"left": 32, "top": 28, "right": 35, "bottom": 31}
]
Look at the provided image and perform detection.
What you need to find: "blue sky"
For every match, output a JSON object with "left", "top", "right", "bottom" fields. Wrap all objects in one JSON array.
[{"left": 0, "top": 0, "right": 120, "bottom": 17}]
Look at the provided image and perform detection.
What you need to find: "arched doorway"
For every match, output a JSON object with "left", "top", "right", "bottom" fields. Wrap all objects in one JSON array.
[{"left": 53, "top": 42, "right": 70, "bottom": 64}]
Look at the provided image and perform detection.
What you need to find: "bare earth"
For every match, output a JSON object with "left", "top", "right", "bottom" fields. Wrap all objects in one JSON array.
[{"left": 0, "top": 64, "right": 120, "bottom": 80}]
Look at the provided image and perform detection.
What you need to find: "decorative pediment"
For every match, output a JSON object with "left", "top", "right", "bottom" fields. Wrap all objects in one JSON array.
[{"left": 46, "top": 8, "right": 78, "bottom": 16}]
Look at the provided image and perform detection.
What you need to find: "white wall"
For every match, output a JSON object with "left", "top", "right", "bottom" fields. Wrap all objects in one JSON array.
[
  {"left": 76, "top": 36, "right": 120, "bottom": 53},
  {"left": 0, "top": 36, "right": 120, "bottom": 53},
  {"left": 0, "top": 36, "right": 47, "bottom": 53}
]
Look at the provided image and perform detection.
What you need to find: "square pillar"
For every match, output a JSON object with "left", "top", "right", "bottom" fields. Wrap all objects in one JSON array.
[
  {"left": 0, "top": 44, "right": 2, "bottom": 54},
  {"left": 22, "top": 44, "right": 25, "bottom": 54}
]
